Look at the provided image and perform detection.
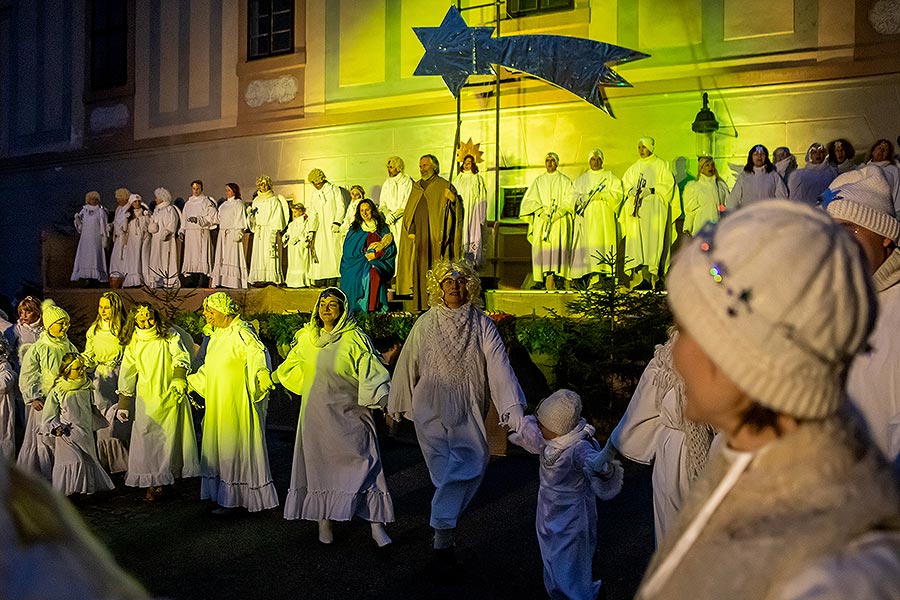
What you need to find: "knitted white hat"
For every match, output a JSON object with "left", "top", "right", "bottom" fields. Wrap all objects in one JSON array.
[
  {"left": 667, "top": 200, "right": 876, "bottom": 419},
  {"left": 535, "top": 389, "right": 582, "bottom": 436},
  {"left": 41, "top": 299, "right": 69, "bottom": 329},
  {"left": 825, "top": 165, "right": 899, "bottom": 242}
]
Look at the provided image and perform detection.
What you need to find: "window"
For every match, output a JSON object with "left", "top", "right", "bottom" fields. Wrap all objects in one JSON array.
[
  {"left": 506, "top": 0, "right": 574, "bottom": 19},
  {"left": 90, "top": 0, "right": 128, "bottom": 90},
  {"left": 248, "top": 0, "right": 294, "bottom": 60}
]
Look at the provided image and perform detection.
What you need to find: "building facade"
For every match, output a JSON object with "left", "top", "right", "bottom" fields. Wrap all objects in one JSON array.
[{"left": 1, "top": 0, "right": 899, "bottom": 295}]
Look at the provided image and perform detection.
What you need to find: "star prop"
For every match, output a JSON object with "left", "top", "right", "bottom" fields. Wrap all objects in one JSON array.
[
  {"left": 456, "top": 138, "right": 484, "bottom": 164},
  {"left": 413, "top": 7, "right": 649, "bottom": 115}
]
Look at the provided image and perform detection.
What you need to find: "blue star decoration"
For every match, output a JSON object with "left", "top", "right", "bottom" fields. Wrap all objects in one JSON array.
[{"left": 413, "top": 7, "right": 650, "bottom": 115}]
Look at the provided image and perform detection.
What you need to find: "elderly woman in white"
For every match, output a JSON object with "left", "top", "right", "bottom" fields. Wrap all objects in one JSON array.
[{"left": 389, "top": 260, "right": 526, "bottom": 561}]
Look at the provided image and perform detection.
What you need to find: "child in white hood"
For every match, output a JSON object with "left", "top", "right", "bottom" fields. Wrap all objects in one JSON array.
[{"left": 509, "top": 389, "right": 623, "bottom": 600}]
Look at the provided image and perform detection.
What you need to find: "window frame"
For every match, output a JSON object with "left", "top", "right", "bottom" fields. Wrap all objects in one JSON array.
[{"left": 247, "top": 0, "right": 295, "bottom": 61}]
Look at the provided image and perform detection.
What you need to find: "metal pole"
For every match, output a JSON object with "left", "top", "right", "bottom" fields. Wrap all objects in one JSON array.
[{"left": 493, "top": 0, "right": 501, "bottom": 279}]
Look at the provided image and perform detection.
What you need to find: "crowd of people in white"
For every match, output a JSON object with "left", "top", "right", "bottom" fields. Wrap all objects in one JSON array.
[{"left": 5, "top": 134, "right": 900, "bottom": 599}]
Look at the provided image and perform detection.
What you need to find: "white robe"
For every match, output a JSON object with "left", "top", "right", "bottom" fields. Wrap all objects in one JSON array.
[
  {"left": 42, "top": 380, "right": 115, "bottom": 496},
  {"left": 17, "top": 332, "right": 78, "bottom": 480},
  {"left": 210, "top": 198, "right": 249, "bottom": 288},
  {"left": 388, "top": 304, "right": 527, "bottom": 528},
  {"left": 456, "top": 171, "right": 488, "bottom": 266},
  {"left": 84, "top": 323, "right": 129, "bottom": 474},
  {"left": 284, "top": 216, "right": 312, "bottom": 288},
  {"left": 108, "top": 204, "right": 129, "bottom": 278},
  {"left": 71, "top": 205, "right": 109, "bottom": 282},
  {"left": 571, "top": 168, "right": 624, "bottom": 278},
  {"left": 180, "top": 195, "right": 219, "bottom": 276},
  {"left": 681, "top": 175, "right": 729, "bottom": 235},
  {"left": 787, "top": 162, "right": 837, "bottom": 206},
  {"left": 379, "top": 172, "right": 414, "bottom": 271},
  {"left": 188, "top": 318, "right": 278, "bottom": 511},
  {"left": 0, "top": 362, "right": 21, "bottom": 460},
  {"left": 519, "top": 171, "right": 577, "bottom": 280},
  {"left": 609, "top": 343, "right": 712, "bottom": 544},
  {"left": 276, "top": 321, "right": 393, "bottom": 523},
  {"left": 510, "top": 417, "right": 607, "bottom": 600},
  {"left": 619, "top": 155, "right": 681, "bottom": 278},
  {"left": 847, "top": 249, "right": 900, "bottom": 465},
  {"left": 248, "top": 190, "right": 289, "bottom": 284},
  {"left": 122, "top": 209, "right": 150, "bottom": 287},
  {"left": 117, "top": 328, "right": 200, "bottom": 487},
  {"left": 145, "top": 203, "right": 180, "bottom": 288},
  {"left": 727, "top": 167, "right": 788, "bottom": 210},
  {"left": 309, "top": 182, "right": 347, "bottom": 281}
]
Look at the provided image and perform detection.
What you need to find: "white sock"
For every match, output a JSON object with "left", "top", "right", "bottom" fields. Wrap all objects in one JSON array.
[
  {"left": 318, "top": 519, "right": 333, "bottom": 544},
  {"left": 370, "top": 522, "right": 392, "bottom": 547},
  {"left": 433, "top": 527, "right": 455, "bottom": 550}
]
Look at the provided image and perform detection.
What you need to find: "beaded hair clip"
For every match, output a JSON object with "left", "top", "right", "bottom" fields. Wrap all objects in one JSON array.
[{"left": 694, "top": 222, "right": 753, "bottom": 318}]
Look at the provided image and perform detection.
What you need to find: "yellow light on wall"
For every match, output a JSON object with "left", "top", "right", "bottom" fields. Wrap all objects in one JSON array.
[{"left": 691, "top": 92, "right": 719, "bottom": 157}]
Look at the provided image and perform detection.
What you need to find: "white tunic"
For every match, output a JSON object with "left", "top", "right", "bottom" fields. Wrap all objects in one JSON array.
[
  {"left": 276, "top": 318, "right": 393, "bottom": 523},
  {"left": 571, "top": 168, "right": 624, "bottom": 278},
  {"left": 108, "top": 204, "right": 130, "bottom": 278},
  {"left": 118, "top": 328, "right": 200, "bottom": 487},
  {"left": 188, "top": 318, "right": 278, "bottom": 511},
  {"left": 284, "top": 215, "right": 312, "bottom": 288},
  {"left": 122, "top": 208, "right": 150, "bottom": 287},
  {"left": 787, "top": 162, "right": 837, "bottom": 206},
  {"left": 145, "top": 203, "right": 181, "bottom": 288},
  {"left": 71, "top": 205, "right": 109, "bottom": 282},
  {"left": 42, "top": 378, "right": 115, "bottom": 496},
  {"left": 681, "top": 175, "right": 729, "bottom": 235},
  {"left": 248, "top": 190, "right": 289, "bottom": 284},
  {"left": 17, "top": 332, "right": 78, "bottom": 480},
  {"left": 180, "top": 194, "right": 219, "bottom": 276},
  {"left": 388, "top": 304, "right": 527, "bottom": 528},
  {"left": 619, "top": 155, "right": 681, "bottom": 278},
  {"left": 210, "top": 198, "right": 249, "bottom": 288},
  {"left": 379, "top": 172, "right": 414, "bottom": 272},
  {"left": 727, "top": 167, "right": 788, "bottom": 210},
  {"left": 456, "top": 171, "right": 488, "bottom": 266},
  {"left": 308, "top": 182, "right": 347, "bottom": 281},
  {"left": 519, "top": 171, "right": 577, "bottom": 280},
  {"left": 847, "top": 249, "right": 900, "bottom": 465}
]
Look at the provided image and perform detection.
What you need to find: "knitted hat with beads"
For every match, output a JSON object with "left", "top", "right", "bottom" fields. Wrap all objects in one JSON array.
[{"left": 667, "top": 200, "right": 876, "bottom": 419}]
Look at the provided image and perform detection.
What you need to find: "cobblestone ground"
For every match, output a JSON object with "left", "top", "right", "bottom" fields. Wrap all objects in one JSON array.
[{"left": 76, "top": 425, "right": 654, "bottom": 600}]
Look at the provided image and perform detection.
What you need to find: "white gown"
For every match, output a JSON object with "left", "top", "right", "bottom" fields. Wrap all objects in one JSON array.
[
  {"left": 248, "top": 190, "right": 289, "bottom": 284},
  {"left": 117, "top": 328, "right": 200, "bottom": 487},
  {"left": 0, "top": 361, "right": 21, "bottom": 460},
  {"left": 519, "top": 171, "right": 577, "bottom": 281},
  {"left": 571, "top": 168, "right": 624, "bottom": 278},
  {"left": 309, "top": 182, "right": 347, "bottom": 281},
  {"left": 180, "top": 195, "right": 219, "bottom": 276},
  {"left": 84, "top": 323, "right": 129, "bottom": 474},
  {"left": 455, "top": 171, "right": 488, "bottom": 266},
  {"left": 379, "top": 172, "right": 414, "bottom": 273},
  {"left": 681, "top": 175, "right": 729, "bottom": 235},
  {"left": 188, "top": 318, "right": 278, "bottom": 511},
  {"left": 619, "top": 155, "right": 681, "bottom": 278},
  {"left": 388, "top": 303, "right": 527, "bottom": 529},
  {"left": 145, "top": 203, "right": 181, "bottom": 288},
  {"left": 108, "top": 204, "right": 129, "bottom": 279},
  {"left": 210, "top": 198, "right": 249, "bottom": 288},
  {"left": 71, "top": 205, "right": 109, "bottom": 282},
  {"left": 276, "top": 317, "right": 393, "bottom": 523},
  {"left": 284, "top": 216, "right": 312, "bottom": 288},
  {"left": 122, "top": 208, "right": 150, "bottom": 287}
]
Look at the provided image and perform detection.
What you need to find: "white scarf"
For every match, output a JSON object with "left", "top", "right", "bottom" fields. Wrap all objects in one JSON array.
[
  {"left": 542, "top": 419, "right": 595, "bottom": 466},
  {"left": 423, "top": 303, "right": 482, "bottom": 425}
]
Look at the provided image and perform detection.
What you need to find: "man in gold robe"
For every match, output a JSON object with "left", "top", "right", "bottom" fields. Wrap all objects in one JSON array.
[{"left": 397, "top": 155, "right": 463, "bottom": 310}]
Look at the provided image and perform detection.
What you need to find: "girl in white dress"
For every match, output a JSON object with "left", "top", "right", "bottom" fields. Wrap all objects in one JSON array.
[
  {"left": 43, "top": 353, "right": 114, "bottom": 496},
  {"left": 83, "top": 292, "right": 129, "bottom": 473},
  {"left": 117, "top": 302, "right": 199, "bottom": 501},
  {"left": 284, "top": 202, "right": 313, "bottom": 288}
]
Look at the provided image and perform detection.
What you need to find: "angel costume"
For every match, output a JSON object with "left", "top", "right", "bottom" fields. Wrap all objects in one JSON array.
[
  {"left": 71, "top": 204, "right": 109, "bottom": 282},
  {"left": 188, "top": 314, "right": 278, "bottom": 511},
  {"left": 248, "top": 189, "right": 290, "bottom": 284},
  {"left": 276, "top": 289, "right": 393, "bottom": 523},
  {"left": 145, "top": 201, "right": 181, "bottom": 288},
  {"left": 84, "top": 321, "right": 129, "bottom": 474},
  {"left": 571, "top": 167, "right": 624, "bottom": 278},
  {"left": 519, "top": 170, "right": 576, "bottom": 281},
  {"left": 210, "top": 197, "right": 249, "bottom": 288},
  {"left": 456, "top": 170, "right": 488, "bottom": 266},
  {"left": 180, "top": 194, "right": 219, "bottom": 277},
  {"left": 117, "top": 328, "right": 199, "bottom": 487}
]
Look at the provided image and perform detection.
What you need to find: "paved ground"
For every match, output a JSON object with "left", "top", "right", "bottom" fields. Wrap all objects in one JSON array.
[{"left": 76, "top": 424, "right": 655, "bottom": 600}]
